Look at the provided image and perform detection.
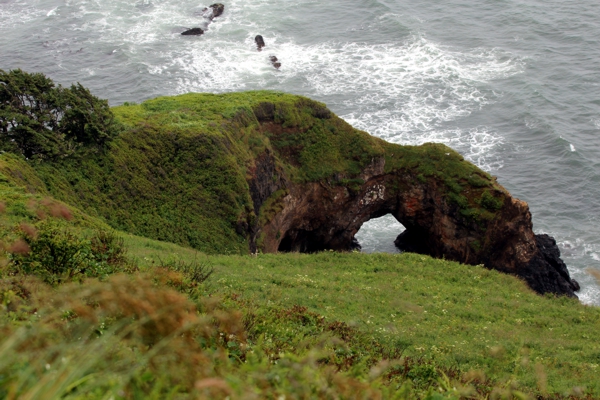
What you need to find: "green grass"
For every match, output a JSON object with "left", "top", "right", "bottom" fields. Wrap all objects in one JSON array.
[
  {"left": 2, "top": 188, "right": 600, "bottom": 397},
  {"left": 2, "top": 90, "right": 599, "bottom": 398},
  {"left": 136, "top": 249, "right": 600, "bottom": 396},
  {"left": 119, "top": 230, "right": 600, "bottom": 396}
]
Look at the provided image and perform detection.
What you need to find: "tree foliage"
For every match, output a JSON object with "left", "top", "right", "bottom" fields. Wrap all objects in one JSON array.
[{"left": 0, "top": 69, "right": 119, "bottom": 159}]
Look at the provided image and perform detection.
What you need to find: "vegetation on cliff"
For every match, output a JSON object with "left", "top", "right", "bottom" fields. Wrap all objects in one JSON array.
[
  {"left": 0, "top": 69, "right": 119, "bottom": 160},
  {"left": 15, "top": 89, "right": 504, "bottom": 258},
  {"left": 1, "top": 74, "right": 598, "bottom": 398}
]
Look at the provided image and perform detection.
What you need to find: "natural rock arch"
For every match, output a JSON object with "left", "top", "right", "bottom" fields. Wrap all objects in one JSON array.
[{"left": 245, "top": 100, "right": 579, "bottom": 297}]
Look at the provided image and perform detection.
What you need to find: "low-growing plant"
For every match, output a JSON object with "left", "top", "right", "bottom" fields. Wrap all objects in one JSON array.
[
  {"left": 90, "top": 229, "right": 128, "bottom": 266},
  {"left": 156, "top": 256, "right": 214, "bottom": 296},
  {"left": 479, "top": 189, "right": 504, "bottom": 211},
  {"left": 6, "top": 221, "right": 131, "bottom": 285}
]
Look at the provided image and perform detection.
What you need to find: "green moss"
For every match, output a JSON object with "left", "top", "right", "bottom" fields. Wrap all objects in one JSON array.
[
  {"left": 258, "top": 189, "right": 288, "bottom": 226},
  {"left": 448, "top": 192, "right": 469, "bottom": 209},
  {"left": 479, "top": 189, "right": 504, "bottom": 211}
]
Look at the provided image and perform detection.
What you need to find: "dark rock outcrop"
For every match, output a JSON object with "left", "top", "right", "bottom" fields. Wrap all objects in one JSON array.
[
  {"left": 181, "top": 28, "right": 204, "bottom": 36},
  {"left": 269, "top": 56, "right": 281, "bottom": 69},
  {"left": 255, "top": 35, "right": 265, "bottom": 50},
  {"left": 202, "top": 3, "right": 225, "bottom": 20},
  {"left": 183, "top": 3, "right": 224, "bottom": 35},
  {"left": 522, "top": 234, "right": 580, "bottom": 294}
]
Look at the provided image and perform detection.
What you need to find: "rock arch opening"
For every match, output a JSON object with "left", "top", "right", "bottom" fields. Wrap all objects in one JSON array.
[{"left": 354, "top": 214, "right": 405, "bottom": 253}]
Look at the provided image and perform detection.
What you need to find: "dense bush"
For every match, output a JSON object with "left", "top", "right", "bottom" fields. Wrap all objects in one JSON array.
[
  {"left": 6, "top": 222, "right": 131, "bottom": 285},
  {"left": 0, "top": 69, "right": 119, "bottom": 159}
]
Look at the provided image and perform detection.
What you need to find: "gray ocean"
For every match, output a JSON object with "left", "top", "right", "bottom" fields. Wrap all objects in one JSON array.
[{"left": 2, "top": 0, "right": 599, "bottom": 304}]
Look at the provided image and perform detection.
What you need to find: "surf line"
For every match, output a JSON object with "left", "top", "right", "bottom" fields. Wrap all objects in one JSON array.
[
  {"left": 181, "top": 3, "right": 225, "bottom": 36},
  {"left": 180, "top": 4, "right": 282, "bottom": 70}
]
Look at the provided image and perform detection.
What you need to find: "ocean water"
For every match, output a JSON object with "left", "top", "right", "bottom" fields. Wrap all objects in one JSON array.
[{"left": 2, "top": 0, "right": 599, "bottom": 304}]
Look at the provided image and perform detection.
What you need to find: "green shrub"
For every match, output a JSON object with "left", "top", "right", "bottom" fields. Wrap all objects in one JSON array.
[
  {"left": 7, "top": 222, "right": 130, "bottom": 285},
  {"left": 0, "top": 69, "right": 119, "bottom": 159},
  {"left": 156, "top": 257, "right": 214, "bottom": 296}
]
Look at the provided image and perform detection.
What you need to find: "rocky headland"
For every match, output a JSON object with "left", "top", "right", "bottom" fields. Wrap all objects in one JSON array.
[{"left": 12, "top": 91, "right": 578, "bottom": 297}]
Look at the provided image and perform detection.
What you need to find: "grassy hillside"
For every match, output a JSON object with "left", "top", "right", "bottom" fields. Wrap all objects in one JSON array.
[
  {"left": 2, "top": 89, "right": 599, "bottom": 398},
  {"left": 2, "top": 210, "right": 600, "bottom": 398},
  {"left": 139, "top": 243, "right": 600, "bottom": 397}
]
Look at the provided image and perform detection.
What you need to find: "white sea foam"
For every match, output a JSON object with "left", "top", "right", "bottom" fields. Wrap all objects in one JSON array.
[
  {"left": 156, "top": 33, "right": 521, "bottom": 173},
  {"left": 354, "top": 214, "right": 404, "bottom": 254},
  {"left": 0, "top": 1, "right": 46, "bottom": 30},
  {"left": 39, "top": 0, "right": 524, "bottom": 168},
  {"left": 556, "top": 238, "right": 600, "bottom": 305}
]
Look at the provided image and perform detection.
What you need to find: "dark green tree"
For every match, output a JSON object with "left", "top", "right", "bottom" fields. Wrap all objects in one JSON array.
[{"left": 0, "top": 69, "right": 119, "bottom": 159}]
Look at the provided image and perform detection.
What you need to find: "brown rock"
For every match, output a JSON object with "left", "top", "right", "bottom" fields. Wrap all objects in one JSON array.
[
  {"left": 270, "top": 56, "right": 281, "bottom": 69},
  {"left": 202, "top": 3, "right": 225, "bottom": 20},
  {"left": 244, "top": 104, "right": 579, "bottom": 298}
]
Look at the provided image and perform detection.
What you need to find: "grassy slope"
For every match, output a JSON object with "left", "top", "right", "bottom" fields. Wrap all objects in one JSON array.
[
  {"left": 1, "top": 92, "right": 599, "bottom": 397},
  {"left": 128, "top": 236, "right": 600, "bottom": 395},
  {"left": 0, "top": 153, "right": 108, "bottom": 239},
  {"left": 1, "top": 156, "right": 600, "bottom": 397}
]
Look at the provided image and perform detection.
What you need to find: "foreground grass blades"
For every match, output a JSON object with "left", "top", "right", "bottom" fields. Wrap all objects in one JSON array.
[{"left": 2, "top": 220, "right": 600, "bottom": 398}]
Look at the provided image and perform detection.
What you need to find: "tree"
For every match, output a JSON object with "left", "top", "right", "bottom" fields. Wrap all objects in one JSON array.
[{"left": 0, "top": 69, "right": 119, "bottom": 159}]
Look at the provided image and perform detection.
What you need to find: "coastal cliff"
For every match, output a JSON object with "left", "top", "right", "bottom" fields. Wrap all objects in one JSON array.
[{"left": 10, "top": 91, "right": 577, "bottom": 296}]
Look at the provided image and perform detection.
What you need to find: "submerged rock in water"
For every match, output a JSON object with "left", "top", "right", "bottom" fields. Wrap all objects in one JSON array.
[
  {"left": 181, "top": 27, "right": 204, "bottom": 36},
  {"left": 202, "top": 3, "right": 225, "bottom": 20},
  {"left": 182, "top": 4, "right": 223, "bottom": 35},
  {"left": 269, "top": 56, "right": 281, "bottom": 69},
  {"left": 255, "top": 35, "right": 265, "bottom": 50},
  {"left": 210, "top": 3, "right": 225, "bottom": 18}
]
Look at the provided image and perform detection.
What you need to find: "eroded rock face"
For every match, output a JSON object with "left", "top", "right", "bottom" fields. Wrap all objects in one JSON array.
[{"left": 245, "top": 105, "right": 579, "bottom": 297}]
